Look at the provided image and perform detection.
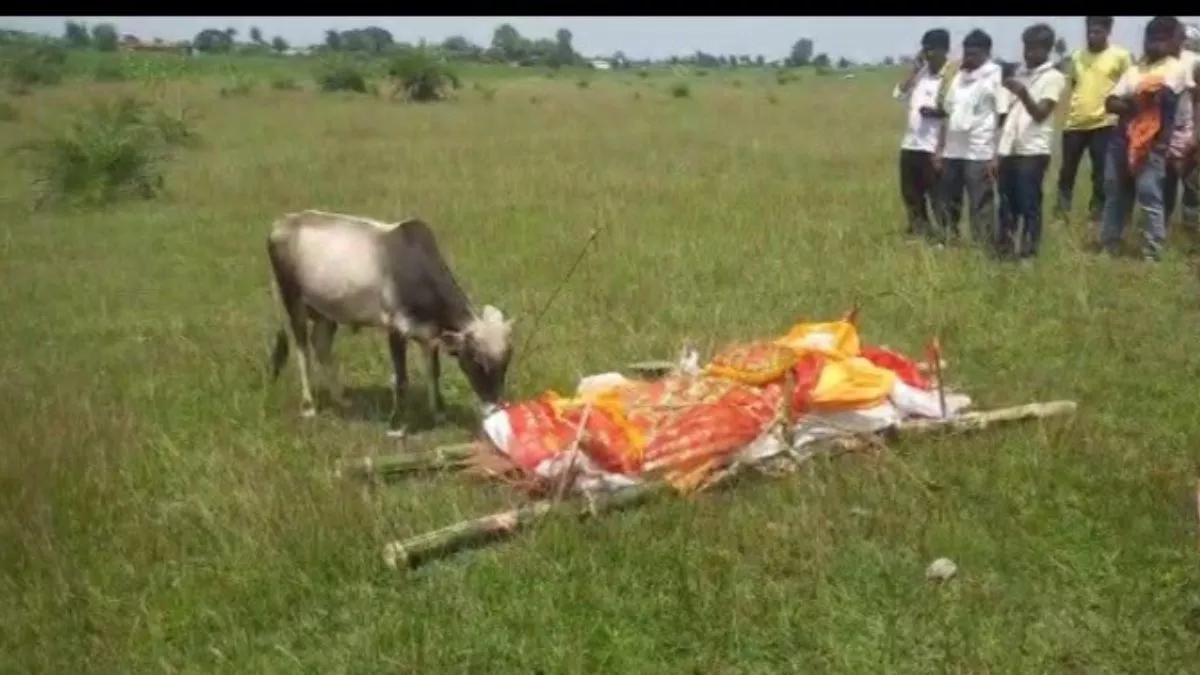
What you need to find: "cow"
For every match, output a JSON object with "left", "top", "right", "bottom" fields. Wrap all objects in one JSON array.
[{"left": 265, "top": 209, "right": 514, "bottom": 437}]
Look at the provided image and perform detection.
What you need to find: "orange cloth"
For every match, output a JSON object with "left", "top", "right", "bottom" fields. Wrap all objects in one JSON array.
[{"left": 1127, "top": 74, "right": 1166, "bottom": 174}]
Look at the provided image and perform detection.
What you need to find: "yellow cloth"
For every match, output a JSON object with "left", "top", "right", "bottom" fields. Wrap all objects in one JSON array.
[{"left": 1065, "top": 45, "right": 1134, "bottom": 131}]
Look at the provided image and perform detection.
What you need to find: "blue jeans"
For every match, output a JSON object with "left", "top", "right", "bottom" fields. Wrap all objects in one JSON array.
[
  {"left": 1164, "top": 157, "right": 1200, "bottom": 227},
  {"left": 1101, "top": 143, "right": 1167, "bottom": 259},
  {"left": 998, "top": 155, "right": 1051, "bottom": 258}
]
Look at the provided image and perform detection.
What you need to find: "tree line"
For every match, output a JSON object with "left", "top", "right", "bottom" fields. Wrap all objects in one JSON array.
[{"left": 43, "top": 20, "right": 948, "bottom": 71}]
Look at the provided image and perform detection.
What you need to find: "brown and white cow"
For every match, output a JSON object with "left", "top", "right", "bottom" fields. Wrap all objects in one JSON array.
[{"left": 265, "top": 209, "right": 514, "bottom": 436}]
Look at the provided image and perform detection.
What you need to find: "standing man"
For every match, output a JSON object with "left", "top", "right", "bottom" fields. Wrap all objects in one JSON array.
[
  {"left": 996, "top": 24, "right": 1069, "bottom": 261},
  {"left": 1056, "top": 17, "right": 1133, "bottom": 226},
  {"left": 1100, "top": 16, "right": 1193, "bottom": 261},
  {"left": 893, "top": 29, "right": 951, "bottom": 240},
  {"left": 934, "top": 29, "right": 1003, "bottom": 249},
  {"left": 1163, "top": 22, "right": 1200, "bottom": 230}
]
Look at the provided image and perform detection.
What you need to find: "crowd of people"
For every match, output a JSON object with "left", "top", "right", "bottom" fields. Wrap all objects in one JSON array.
[{"left": 893, "top": 16, "right": 1200, "bottom": 263}]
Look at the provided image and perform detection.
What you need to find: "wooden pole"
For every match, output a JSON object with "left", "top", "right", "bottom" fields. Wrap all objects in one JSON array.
[
  {"left": 335, "top": 442, "right": 477, "bottom": 481},
  {"left": 380, "top": 399, "right": 1077, "bottom": 570},
  {"left": 382, "top": 482, "right": 671, "bottom": 570}
]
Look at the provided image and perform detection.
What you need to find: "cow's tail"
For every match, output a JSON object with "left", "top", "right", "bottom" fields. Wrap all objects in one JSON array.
[{"left": 265, "top": 231, "right": 293, "bottom": 382}]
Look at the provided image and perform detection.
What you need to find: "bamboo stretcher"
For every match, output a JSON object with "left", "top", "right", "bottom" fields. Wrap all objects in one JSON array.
[{"left": 368, "top": 399, "right": 1078, "bottom": 570}]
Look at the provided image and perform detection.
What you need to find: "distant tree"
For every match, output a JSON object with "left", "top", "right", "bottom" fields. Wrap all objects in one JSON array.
[
  {"left": 611, "top": 50, "right": 628, "bottom": 68},
  {"left": 755, "top": 54, "right": 765, "bottom": 66},
  {"left": 812, "top": 52, "right": 830, "bottom": 68},
  {"left": 441, "top": 35, "right": 479, "bottom": 60},
  {"left": 63, "top": 21, "right": 90, "bottom": 48},
  {"left": 324, "top": 29, "right": 342, "bottom": 51},
  {"left": 91, "top": 23, "right": 119, "bottom": 52},
  {"left": 491, "top": 23, "right": 526, "bottom": 62},
  {"left": 193, "top": 28, "right": 234, "bottom": 53},
  {"left": 271, "top": 36, "right": 289, "bottom": 53},
  {"left": 552, "top": 27, "right": 578, "bottom": 68},
  {"left": 789, "top": 38, "right": 814, "bottom": 67},
  {"left": 882, "top": 56, "right": 895, "bottom": 66},
  {"left": 250, "top": 26, "right": 264, "bottom": 44},
  {"left": 224, "top": 27, "right": 237, "bottom": 42},
  {"left": 836, "top": 56, "right": 852, "bottom": 69}
]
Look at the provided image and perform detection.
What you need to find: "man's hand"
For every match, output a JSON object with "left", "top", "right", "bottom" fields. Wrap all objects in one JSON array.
[
  {"left": 1001, "top": 78, "right": 1026, "bottom": 95},
  {"left": 986, "top": 158, "right": 999, "bottom": 183},
  {"left": 1170, "top": 156, "right": 1187, "bottom": 178}
]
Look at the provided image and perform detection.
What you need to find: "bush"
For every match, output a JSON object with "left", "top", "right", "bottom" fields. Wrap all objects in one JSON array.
[
  {"left": 92, "top": 60, "right": 128, "bottom": 83},
  {"left": 19, "top": 95, "right": 196, "bottom": 208},
  {"left": 3, "top": 42, "right": 67, "bottom": 91},
  {"left": 271, "top": 76, "right": 301, "bottom": 91},
  {"left": 316, "top": 62, "right": 367, "bottom": 94},
  {"left": 576, "top": 78, "right": 591, "bottom": 89},
  {"left": 670, "top": 82, "right": 691, "bottom": 99},
  {"left": 387, "top": 49, "right": 460, "bottom": 103},
  {"left": 472, "top": 82, "right": 497, "bottom": 102},
  {"left": 0, "top": 99, "right": 17, "bottom": 122}
]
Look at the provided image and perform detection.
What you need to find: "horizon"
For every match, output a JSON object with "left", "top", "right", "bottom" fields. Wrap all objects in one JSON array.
[{"left": 4, "top": 16, "right": 1196, "bottom": 63}]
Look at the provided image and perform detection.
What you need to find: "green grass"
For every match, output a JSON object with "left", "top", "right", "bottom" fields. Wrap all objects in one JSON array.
[{"left": 3, "top": 65, "right": 1200, "bottom": 674}]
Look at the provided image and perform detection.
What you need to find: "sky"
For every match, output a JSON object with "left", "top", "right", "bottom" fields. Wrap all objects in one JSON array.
[{"left": 4, "top": 16, "right": 1197, "bottom": 63}]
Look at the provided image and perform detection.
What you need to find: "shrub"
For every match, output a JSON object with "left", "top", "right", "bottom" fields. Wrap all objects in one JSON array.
[
  {"left": 670, "top": 82, "right": 691, "bottom": 99},
  {"left": 92, "top": 60, "right": 128, "bottom": 83},
  {"left": 19, "top": 95, "right": 196, "bottom": 208},
  {"left": 316, "top": 62, "right": 367, "bottom": 94},
  {"left": 3, "top": 42, "right": 67, "bottom": 91},
  {"left": 271, "top": 76, "right": 301, "bottom": 91},
  {"left": 472, "top": 82, "right": 497, "bottom": 102},
  {"left": 387, "top": 49, "right": 460, "bottom": 103},
  {"left": 0, "top": 100, "right": 17, "bottom": 122},
  {"left": 576, "top": 78, "right": 591, "bottom": 89}
]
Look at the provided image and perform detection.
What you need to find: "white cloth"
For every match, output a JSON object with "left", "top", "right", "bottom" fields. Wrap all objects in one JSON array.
[
  {"left": 893, "top": 64, "right": 945, "bottom": 153},
  {"left": 941, "top": 61, "right": 1003, "bottom": 160},
  {"left": 997, "top": 60, "right": 1067, "bottom": 157},
  {"left": 1180, "top": 49, "right": 1199, "bottom": 88}
]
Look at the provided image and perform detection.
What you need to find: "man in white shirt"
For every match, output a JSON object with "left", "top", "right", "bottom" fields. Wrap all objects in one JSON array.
[
  {"left": 996, "top": 23, "right": 1069, "bottom": 260},
  {"left": 934, "top": 29, "right": 1004, "bottom": 248},
  {"left": 892, "top": 28, "right": 951, "bottom": 239}
]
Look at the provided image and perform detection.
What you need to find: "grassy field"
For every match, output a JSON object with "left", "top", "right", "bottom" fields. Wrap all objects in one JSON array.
[{"left": 3, "top": 59, "right": 1200, "bottom": 673}]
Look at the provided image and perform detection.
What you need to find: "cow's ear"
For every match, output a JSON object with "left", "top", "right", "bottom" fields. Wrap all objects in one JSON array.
[{"left": 439, "top": 330, "right": 467, "bottom": 355}]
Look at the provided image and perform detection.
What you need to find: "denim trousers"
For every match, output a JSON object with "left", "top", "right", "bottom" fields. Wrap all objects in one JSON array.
[
  {"left": 1101, "top": 144, "right": 1167, "bottom": 259},
  {"left": 997, "top": 154, "right": 1051, "bottom": 258}
]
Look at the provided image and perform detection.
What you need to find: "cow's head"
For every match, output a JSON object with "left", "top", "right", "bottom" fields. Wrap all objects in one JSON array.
[{"left": 440, "top": 304, "right": 514, "bottom": 409}]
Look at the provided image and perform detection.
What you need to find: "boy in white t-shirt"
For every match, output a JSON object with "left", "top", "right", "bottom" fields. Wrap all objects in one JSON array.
[
  {"left": 995, "top": 23, "right": 1068, "bottom": 260},
  {"left": 934, "top": 29, "right": 1003, "bottom": 248}
]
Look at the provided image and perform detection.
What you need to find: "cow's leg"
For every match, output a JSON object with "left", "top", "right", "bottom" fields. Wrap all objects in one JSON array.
[
  {"left": 386, "top": 329, "right": 409, "bottom": 437},
  {"left": 310, "top": 317, "right": 346, "bottom": 408},
  {"left": 421, "top": 341, "right": 447, "bottom": 424},
  {"left": 286, "top": 309, "right": 317, "bottom": 418}
]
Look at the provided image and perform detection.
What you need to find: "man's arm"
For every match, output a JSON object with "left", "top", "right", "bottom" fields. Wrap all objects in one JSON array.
[
  {"left": 1168, "top": 72, "right": 1194, "bottom": 161},
  {"left": 893, "top": 62, "right": 923, "bottom": 101},
  {"left": 1015, "top": 71, "right": 1066, "bottom": 123},
  {"left": 1105, "top": 68, "right": 1134, "bottom": 116}
]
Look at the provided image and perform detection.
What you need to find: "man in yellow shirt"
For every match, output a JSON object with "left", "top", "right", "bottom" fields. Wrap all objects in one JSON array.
[{"left": 1056, "top": 17, "right": 1134, "bottom": 224}]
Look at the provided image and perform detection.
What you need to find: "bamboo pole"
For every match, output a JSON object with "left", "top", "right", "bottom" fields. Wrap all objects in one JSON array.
[
  {"left": 382, "top": 482, "right": 672, "bottom": 570},
  {"left": 335, "top": 442, "right": 477, "bottom": 482},
  {"left": 380, "top": 399, "right": 1077, "bottom": 570}
]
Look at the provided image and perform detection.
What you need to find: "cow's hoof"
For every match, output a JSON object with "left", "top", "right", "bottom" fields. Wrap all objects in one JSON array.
[{"left": 386, "top": 426, "right": 408, "bottom": 440}]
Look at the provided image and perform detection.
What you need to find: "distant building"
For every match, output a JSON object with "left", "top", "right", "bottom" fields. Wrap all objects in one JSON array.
[{"left": 589, "top": 58, "right": 613, "bottom": 70}]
